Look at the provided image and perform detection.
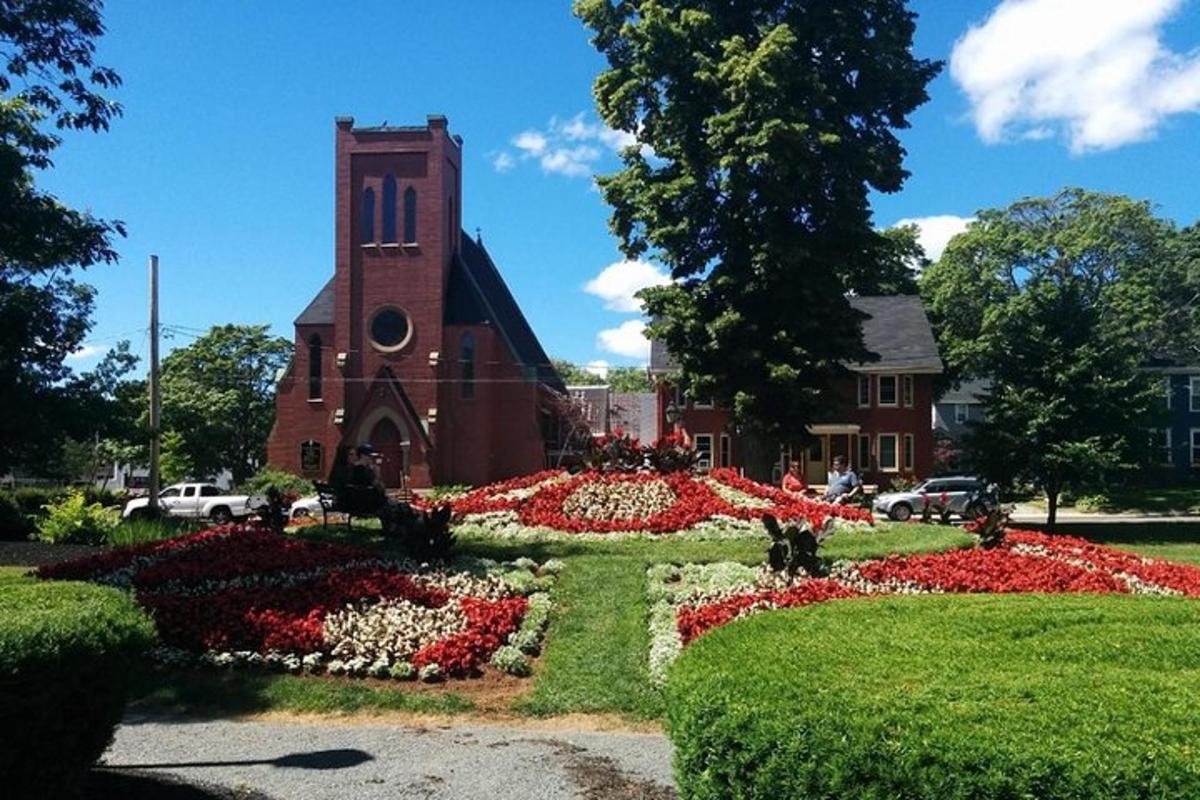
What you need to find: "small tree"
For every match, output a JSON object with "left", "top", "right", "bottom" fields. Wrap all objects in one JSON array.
[{"left": 921, "top": 190, "right": 1170, "bottom": 525}]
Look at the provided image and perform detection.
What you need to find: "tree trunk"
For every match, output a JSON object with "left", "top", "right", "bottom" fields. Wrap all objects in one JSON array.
[{"left": 1046, "top": 486, "right": 1059, "bottom": 530}]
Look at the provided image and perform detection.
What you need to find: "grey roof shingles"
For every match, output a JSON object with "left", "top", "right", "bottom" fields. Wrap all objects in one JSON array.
[
  {"left": 292, "top": 233, "right": 565, "bottom": 393},
  {"left": 649, "top": 295, "right": 943, "bottom": 374}
]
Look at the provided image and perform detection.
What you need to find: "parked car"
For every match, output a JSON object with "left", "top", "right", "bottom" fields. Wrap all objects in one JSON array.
[
  {"left": 122, "top": 483, "right": 267, "bottom": 524},
  {"left": 873, "top": 476, "right": 998, "bottom": 522},
  {"left": 288, "top": 495, "right": 324, "bottom": 520}
]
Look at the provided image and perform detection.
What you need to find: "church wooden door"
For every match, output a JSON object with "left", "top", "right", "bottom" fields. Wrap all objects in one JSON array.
[{"left": 368, "top": 417, "right": 407, "bottom": 489}]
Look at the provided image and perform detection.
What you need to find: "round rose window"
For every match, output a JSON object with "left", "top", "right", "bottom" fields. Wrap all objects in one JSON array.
[{"left": 369, "top": 308, "right": 411, "bottom": 351}]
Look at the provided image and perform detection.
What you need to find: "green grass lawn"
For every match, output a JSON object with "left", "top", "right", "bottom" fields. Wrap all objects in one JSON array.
[{"left": 1022, "top": 484, "right": 1200, "bottom": 515}]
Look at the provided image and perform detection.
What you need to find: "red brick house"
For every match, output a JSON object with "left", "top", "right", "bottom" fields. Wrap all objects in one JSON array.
[
  {"left": 267, "top": 116, "right": 565, "bottom": 489},
  {"left": 650, "top": 296, "right": 944, "bottom": 486}
]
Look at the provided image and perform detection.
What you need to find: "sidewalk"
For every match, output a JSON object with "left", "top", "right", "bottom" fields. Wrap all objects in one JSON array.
[{"left": 103, "top": 716, "right": 677, "bottom": 800}]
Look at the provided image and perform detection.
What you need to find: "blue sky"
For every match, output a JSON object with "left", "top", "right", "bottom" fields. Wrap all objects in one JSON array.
[{"left": 44, "top": 0, "right": 1200, "bottom": 373}]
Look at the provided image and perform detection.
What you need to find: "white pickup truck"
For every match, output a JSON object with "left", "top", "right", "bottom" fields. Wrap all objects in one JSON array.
[{"left": 122, "top": 483, "right": 266, "bottom": 524}]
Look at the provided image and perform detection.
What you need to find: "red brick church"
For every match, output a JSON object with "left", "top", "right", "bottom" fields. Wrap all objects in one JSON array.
[{"left": 267, "top": 115, "right": 565, "bottom": 489}]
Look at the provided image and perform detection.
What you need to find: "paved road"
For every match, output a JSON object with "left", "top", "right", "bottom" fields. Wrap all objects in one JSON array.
[{"left": 103, "top": 716, "right": 677, "bottom": 800}]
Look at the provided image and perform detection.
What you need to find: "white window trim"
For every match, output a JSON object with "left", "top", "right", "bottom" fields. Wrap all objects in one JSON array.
[
  {"left": 877, "top": 432, "right": 899, "bottom": 473},
  {"left": 694, "top": 434, "right": 714, "bottom": 471},
  {"left": 902, "top": 375, "right": 915, "bottom": 408},
  {"left": 858, "top": 434, "right": 872, "bottom": 471},
  {"left": 857, "top": 375, "right": 871, "bottom": 408},
  {"left": 1191, "top": 377, "right": 1200, "bottom": 413},
  {"left": 954, "top": 403, "right": 968, "bottom": 424},
  {"left": 903, "top": 433, "right": 915, "bottom": 472},
  {"left": 1166, "top": 377, "right": 1173, "bottom": 410},
  {"left": 1162, "top": 428, "right": 1173, "bottom": 466},
  {"left": 1192, "top": 428, "right": 1200, "bottom": 468},
  {"left": 693, "top": 398, "right": 715, "bottom": 409},
  {"left": 719, "top": 433, "right": 731, "bottom": 468},
  {"left": 877, "top": 375, "right": 899, "bottom": 408}
]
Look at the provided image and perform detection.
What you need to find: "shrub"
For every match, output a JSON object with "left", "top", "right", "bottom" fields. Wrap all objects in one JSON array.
[
  {"left": 0, "top": 494, "right": 34, "bottom": 541},
  {"left": 35, "top": 490, "right": 121, "bottom": 545},
  {"left": 238, "top": 466, "right": 314, "bottom": 498},
  {"left": 1074, "top": 492, "right": 1114, "bottom": 513},
  {"left": 667, "top": 594, "right": 1200, "bottom": 800},
  {"left": 427, "top": 484, "right": 472, "bottom": 501},
  {"left": 0, "top": 581, "right": 156, "bottom": 800},
  {"left": 645, "top": 434, "right": 699, "bottom": 473},
  {"left": 107, "top": 516, "right": 206, "bottom": 548}
]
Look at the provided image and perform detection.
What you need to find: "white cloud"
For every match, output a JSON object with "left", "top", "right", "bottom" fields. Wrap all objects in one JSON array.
[
  {"left": 892, "top": 215, "right": 974, "bottom": 262},
  {"left": 496, "top": 113, "right": 641, "bottom": 178},
  {"left": 66, "top": 345, "right": 103, "bottom": 361},
  {"left": 491, "top": 151, "right": 515, "bottom": 173},
  {"left": 597, "top": 320, "right": 651, "bottom": 360},
  {"left": 583, "top": 259, "right": 671, "bottom": 312},
  {"left": 512, "top": 130, "right": 548, "bottom": 156},
  {"left": 950, "top": 0, "right": 1200, "bottom": 153},
  {"left": 585, "top": 360, "right": 611, "bottom": 379}
]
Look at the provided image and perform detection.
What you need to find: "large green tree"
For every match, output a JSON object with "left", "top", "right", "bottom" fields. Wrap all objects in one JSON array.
[
  {"left": 160, "top": 325, "right": 291, "bottom": 484},
  {"left": 576, "top": 0, "right": 939, "bottom": 442},
  {"left": 920, "top": 189, "right": 1177, "bottom": 525},
  {"left": 0, "top": 0, "right": 125, "bottom": 473}
]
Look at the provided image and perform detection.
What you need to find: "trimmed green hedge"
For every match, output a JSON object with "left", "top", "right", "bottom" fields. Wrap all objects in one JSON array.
[
  {"left": 667, "top": 594, "right": 1200, "bottom": 800},
  {"left": 0, "top": 581, "right": 156, "bottom": 800}
]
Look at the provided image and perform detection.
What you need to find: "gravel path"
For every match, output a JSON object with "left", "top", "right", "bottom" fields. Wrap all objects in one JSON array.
[{"left": 104, "top": 716, "right": 677, "bottom": 799}]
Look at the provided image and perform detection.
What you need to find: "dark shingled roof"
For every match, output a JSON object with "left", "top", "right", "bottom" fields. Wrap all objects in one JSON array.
[
  {"left": 295, "top": 278, "right": 335, "bottom": 325},
  {"left": 452, "top": 233, "right": 565, "bottom": 392},
  {"left": 294, "top": 233, "right": 565, "bottom": 392},
  {"left": 649, "top": 295, "right": 943, "bottom": 374}
]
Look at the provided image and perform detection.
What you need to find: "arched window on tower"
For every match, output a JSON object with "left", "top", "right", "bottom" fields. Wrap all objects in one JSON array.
[
  {"left": 403, "top": 187, "right": 417, "bottom": 244},
  {"left": 308, "top": 334, "right": 323, "bottom": 400},
  {"left": 461, "top": 332, "right": 475, "bottom": 399},
  {"left": 362, "top": 187, "right": 375, "bottom": 243},
  {"left": 381, "top": 175, "right": 397, "bottom": 243}
]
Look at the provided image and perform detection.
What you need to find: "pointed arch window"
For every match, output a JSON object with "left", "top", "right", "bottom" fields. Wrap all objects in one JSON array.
[
  {"left": 381, "top": 175, "right": 397, "bottom": 243},
  {"left": 308, "top": 334, "right": 323, "bottom": 400},
  {"left": 403, "top": 186, "right": 417, "bottom": 244},
  {"left": 361, "top": 187, "right": 375, "bottom": 243},
  {"left": 461, "top": 332, "right": 475, "bottom": 399}
]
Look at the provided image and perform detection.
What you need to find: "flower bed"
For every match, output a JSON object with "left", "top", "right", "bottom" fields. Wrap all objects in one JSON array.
[
  {"left": 438, "top": 468, "right": 872, "bottom": 539},
  {"left": 647, "top": 530, "right": 1200, "bottom": 682},
  {"left": 37, "top": 525, "right": 560, "bottom": 681}
]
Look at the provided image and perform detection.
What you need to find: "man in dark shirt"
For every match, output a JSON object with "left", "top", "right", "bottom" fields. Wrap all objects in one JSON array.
[{"left": 823, "top": 456, "right": 862, "bottom": 505}]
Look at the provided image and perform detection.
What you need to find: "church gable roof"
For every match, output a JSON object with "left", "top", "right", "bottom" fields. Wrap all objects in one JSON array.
[
  {"left": 449, "top": 233, "right": 566, "bottom": 393},
  {"left": 295, "top": 278, "right": 335, "bottom": 326}
]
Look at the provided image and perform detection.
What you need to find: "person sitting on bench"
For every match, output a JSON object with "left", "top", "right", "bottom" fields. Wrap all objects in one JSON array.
[
  {"left": 781, "top": 461, "right": 808, "bottom": 495},
  {"left": 823, "top": 456, "right": 861, "bottom": 505}
]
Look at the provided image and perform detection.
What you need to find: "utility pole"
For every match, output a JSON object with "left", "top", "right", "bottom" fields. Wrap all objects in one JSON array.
[{"left": 148, "top": 254, "right": 161, "bottom": 513}]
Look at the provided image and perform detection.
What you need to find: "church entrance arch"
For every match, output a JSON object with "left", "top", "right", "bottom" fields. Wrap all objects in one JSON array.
[{"left": 357, "top": 409, "right": 411, "bottom": 489}]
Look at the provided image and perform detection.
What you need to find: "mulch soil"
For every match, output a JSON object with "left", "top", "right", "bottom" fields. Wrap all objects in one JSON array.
[{"left": 0, "top": 539, "right": 107, "bottom": 567}]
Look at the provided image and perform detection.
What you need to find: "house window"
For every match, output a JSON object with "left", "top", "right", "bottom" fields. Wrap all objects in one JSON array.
[
  {"left": 857, "top": 375, "right": 870, "bottom": 408},
  {"left": 461, "top": 332, "right": 475, "bottom": 399},
  {"left": 1192, "top": 429, "right": 1200, "bottom": 467},
  {"left": 307, "top": 334, "right": 322, "bottom": 400},
  {"left": 403, "top": 187, "right": 417, "bottom": 243},
  {"left": 858, "top": 434, "right": 872, "bottom": 472},
  {"left": 878, "top": 433, "right": 898, "bottom": 472},
  {"left": 694, "top": 434, "right": 713, "bottom": 471},
  {"left": 1154, "top": 429, "right": 1172, "bottom": 466},
  {"left": 878, "top": 375, "right": 898, "bottom": 407},
  {"left": 902, "top": 375, "right": 914, "bottom": 408},
  {"left": 361, "top": 186, "right": 375, "bottom": 243},
  {"left": 381, "top": 175, "right": 397, "bottom": 243},
  {"left": 1191, "top": 377, "right": 1200, "bottom": 413},
  {"left": 1166, "top": 377, "right": 1173, "bottom": 410},
  {"left": 300, "top": 440, "right": 323, "bottom": 476},
  {"left": 955, "top": 403, "right": 968, "bottom": 424},
  {"left": 719, "top": 434, "right": 731, "bottom": 468},
  {"left": 692, "top": 395, "right": 714, "bottom": 409},
  {"left": 903, "top": 433, "right": 914, "bottom": 471}
]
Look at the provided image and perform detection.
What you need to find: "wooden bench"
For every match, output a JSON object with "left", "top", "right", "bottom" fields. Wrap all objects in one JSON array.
[
  {"left": 312, "top": 481, "right": 389, "bottom": 528},
  {"left": 807, "top": 484, "right": 878, "bottom": 501}
]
